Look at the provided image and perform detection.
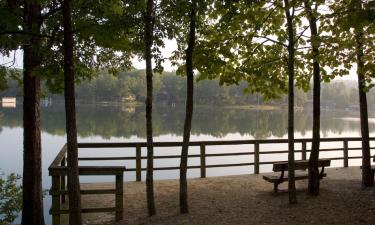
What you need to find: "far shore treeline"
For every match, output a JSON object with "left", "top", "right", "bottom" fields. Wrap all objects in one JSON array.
[{"left": 1, "top": 69, "right": 373, "bottom": 109}]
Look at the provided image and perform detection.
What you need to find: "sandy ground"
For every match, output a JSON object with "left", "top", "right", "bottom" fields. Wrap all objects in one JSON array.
[{"left": 70, "top": 167, "right": 375, "bottom": 225}]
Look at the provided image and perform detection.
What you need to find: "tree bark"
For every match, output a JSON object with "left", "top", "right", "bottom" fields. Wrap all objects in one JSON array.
[
  {"left": 63, "top": 0, "right": 83, "bottom": 224},
  {"left": 145, "top": 0, "right": 156, "bottom": 216},
  {"left": 21, "top": 1, "right": 45, "bottom": 224},
  {"left": 354, "top": 24, "right": 374, "bottom": 187},
  {"left": 284, "top": 0, "right": 297, "bottom": 205},
  {"left": 304, "top": 0, "right": 321, "bottom": 196},
  {"left": 180, "top": 0, "right": 197, "bottom": 214}
]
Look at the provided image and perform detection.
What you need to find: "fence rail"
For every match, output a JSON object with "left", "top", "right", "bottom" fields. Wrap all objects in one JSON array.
[{"left": 48, "top": 137, "right": 375, "bottom": 224}]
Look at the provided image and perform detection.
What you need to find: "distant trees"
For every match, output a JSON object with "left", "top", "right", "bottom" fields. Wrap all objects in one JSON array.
[{"left": 3, "top": 69, "right": 364, "bottom": 109}]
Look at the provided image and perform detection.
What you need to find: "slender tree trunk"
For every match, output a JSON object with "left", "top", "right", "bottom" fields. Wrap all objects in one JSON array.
[
  {"left": 354, "top": 25, "right": 374, "bottom": 187},
  {"left": 145, "top": 0, "right": 156, "bottom": 216},
  {"left": 180, "top": 0, "right": 197, "bottom": 214},
  {"left": 284, "top": 0, "right": 297, "bottom": 205},
  {"left": 21, "top": 1, "right": 45, "bottom": 224},
  {"left": 63, "top": 0, "right": 83, "bottom": 224},
  {"left": 304, "top": 0, "right": 321, "bottom": 195}
]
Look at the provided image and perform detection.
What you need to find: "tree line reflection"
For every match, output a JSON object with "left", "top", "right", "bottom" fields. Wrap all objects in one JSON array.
[{"left": 0, "top": 104, "right": 371, "bottom": 139}]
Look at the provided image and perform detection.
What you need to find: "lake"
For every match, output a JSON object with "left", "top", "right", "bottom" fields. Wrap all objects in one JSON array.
[{"left": 1, "top": 103, "right": 374, "bottom": 223}]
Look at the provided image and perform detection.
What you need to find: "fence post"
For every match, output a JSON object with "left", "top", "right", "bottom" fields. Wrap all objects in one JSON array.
[
  {"left": 51, "top": 175, "right": 61, "bottom": 225},
  {"left": 343, "top": 140, "right": 349, "bottom": 167},
  {"left": 200, "top": 144, "right": 206, "bottom": 178},
  {"left": 115, "top": 174, "right": 124, "bottom": 221},
  {"left": 302, "top": 141, "right": 307, "bottom": 160},
  {"left": 254, "top": 142, "right": 260, "bottom": 174},
  {"left": 60, "top": 156, "right": 66, "bottom": 203},
  {"left": 136, "top": 144, "right": 141, "bottom": 181}
]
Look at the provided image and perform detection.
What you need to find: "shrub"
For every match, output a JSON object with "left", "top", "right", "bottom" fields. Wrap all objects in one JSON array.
[{"left": 0, "top": 172, "right": 22, "bottom": 225}]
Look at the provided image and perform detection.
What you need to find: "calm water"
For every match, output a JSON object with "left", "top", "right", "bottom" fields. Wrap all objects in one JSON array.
[{"left": 1, "top": 103, "right": 375, "bottom": 223}]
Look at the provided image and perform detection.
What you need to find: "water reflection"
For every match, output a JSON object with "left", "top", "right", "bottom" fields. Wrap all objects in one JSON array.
[
  {"left": 0, "top": 104, "right": 372, "bottom": 139},
  {"left": 0, "top": 104, "right": 372, "bottom": 225}
]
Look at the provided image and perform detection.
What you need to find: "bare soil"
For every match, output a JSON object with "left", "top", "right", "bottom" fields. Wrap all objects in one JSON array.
[{"left": 75, "top": 167, "right": 375, "bottom": 225}]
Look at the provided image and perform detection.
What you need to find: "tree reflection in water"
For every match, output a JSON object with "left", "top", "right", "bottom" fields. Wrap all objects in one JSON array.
[{"left": 0, "top": 104, "right": 372, "bottom": 139}]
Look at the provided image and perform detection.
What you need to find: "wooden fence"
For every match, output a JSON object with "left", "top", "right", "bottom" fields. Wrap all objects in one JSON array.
[
  {"left": 48, "top": 137, "right": 375, "bottom": 224},
  {"left": 49, "top": 144, "right": 125, "bottom": 225}
]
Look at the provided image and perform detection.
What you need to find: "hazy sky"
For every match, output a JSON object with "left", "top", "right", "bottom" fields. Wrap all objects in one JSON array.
[{"left": 1, "top": 39, "right": 358, "bottom": 80}]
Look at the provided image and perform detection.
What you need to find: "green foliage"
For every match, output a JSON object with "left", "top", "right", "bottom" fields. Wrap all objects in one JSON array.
[
  {"left": 0, "top": 172, "right": 22, "bottom": 225},
  {"left": 0, "top": 0, "right": 138, "bottom": 93},
  {"left": 191, "top": 0, "right": 314, "bottom": 100},
  {"left": 0, "top": 0, "right": 374, "bottom": 103},
  {"left": 321, "top": 0, "right": 375, "bottom": 89},
  {"left": 0, "top": 67, "right": 21, "bottom": 92}
]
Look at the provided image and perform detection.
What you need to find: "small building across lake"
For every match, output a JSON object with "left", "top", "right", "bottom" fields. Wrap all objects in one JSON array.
[{"left": 1, "top": 97, "right": 16, "bottom": 108}]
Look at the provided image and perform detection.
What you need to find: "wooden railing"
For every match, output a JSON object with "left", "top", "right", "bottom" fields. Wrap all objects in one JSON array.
[
  {"left": 49, "top": 137, "right": 375, "bottom": 224},
  {"left": 49, "top": 145, "right": 125, "bottom": 225}
]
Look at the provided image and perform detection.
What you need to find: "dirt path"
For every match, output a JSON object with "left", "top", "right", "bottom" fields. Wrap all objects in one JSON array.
[{"left": 77, "top": 167, "right": 375, "bottom": 225}]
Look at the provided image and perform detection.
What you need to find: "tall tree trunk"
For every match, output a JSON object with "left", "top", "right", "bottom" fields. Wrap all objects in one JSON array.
[
  {"left": 63, "top": 0, "right": 83, "bottom": 224},
  {"left": 21, "top": 1, "right": 45, "bottom": 225},
  {"left": 304, "top": 0, "right": 321, "bottom": 195},
  {"left": 284, "top": 0, "right": 297, "bottom": 204},
  {"left": 354, "top": 24, "right": 374, "bottom": 187},
  {"left": 144, "top": 0, "right": 156, "bottom": 216},
  {"left": 180, "top": 0, "right": 197, "bottom": 214}
]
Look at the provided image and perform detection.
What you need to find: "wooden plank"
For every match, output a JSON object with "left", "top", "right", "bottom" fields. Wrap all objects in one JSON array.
[
  {"left": 50, "top": 189, "right": 116, "bottom": 195},
  {"left": 79, "top": 166, "right": 126, "bottom": 175},
  {"left": 136, "top": 145, "right": 141, "bottom": 181},
  {"left": 200, "top": 144, "right": 206, "bottom": 178},
  {"left": 206, "top": 163, "right": 254, "bottom": 168},
  {"left": 78, "top": 154, "right": 202, "bottom": 161},
  {"left": 51, "top": 176, "right": 61, "bottom": 225},
  {"left": 206, "top": 152, "right": 253, "bottom": 157},
  {"left": 115, "top": 174, "right": 124, "bottom": 221},
  {"left": 49, "top": 167, "right": 68, "bottom": 176},
  {"left": 273, "top": 159, "right": 331, "bottom": 172},
  {"left": 82, "top": 189, "right": 116, "bottom": 195},
  {"left": 51, "top": 207, "right": 117, "bottom": 214},
  {"left": 254, "top": 142, "right": 259, "bottom": 174},
  {"left": 302, "top": 141, "right": 307, "bottom": 160},
  {"left": 49, "top": 144, "right": 67, "bottom": 169},
  {"left": 347, "top": 147, "right": 364, "bottom": 150},
  {"left": 49, "top": 166, "right": 126, "bottom": 176},
  {"left": 79, "top": 156, "right": 136, "bottom": 161},
  {"left": 127, "top": 163, "right": 255, "bottom": 172},
  {"left": 263, "top": 172, "right": 327, "bottom": 183},
  {"left": 76, "top": 137, "right": 375, "bottom": 149},
  {"left": 154, "top": 165, "right": 200, "bottom": 170},
  {"left": 60, "top": 157, "right": 66, "bottom": 204},
  {"left": 348, "top": 156, "right": 362, "bottom": 159},
  {"left": 260, "top": 148, "right": 345, "bottom": 155},
  {"left": 343, "top": 140, "right": 349, "bottom": 167}
]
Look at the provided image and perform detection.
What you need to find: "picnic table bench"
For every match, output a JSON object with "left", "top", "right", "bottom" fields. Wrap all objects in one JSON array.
[{"left": 263, "top": 159, "right": 331, "bottom": 192}]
